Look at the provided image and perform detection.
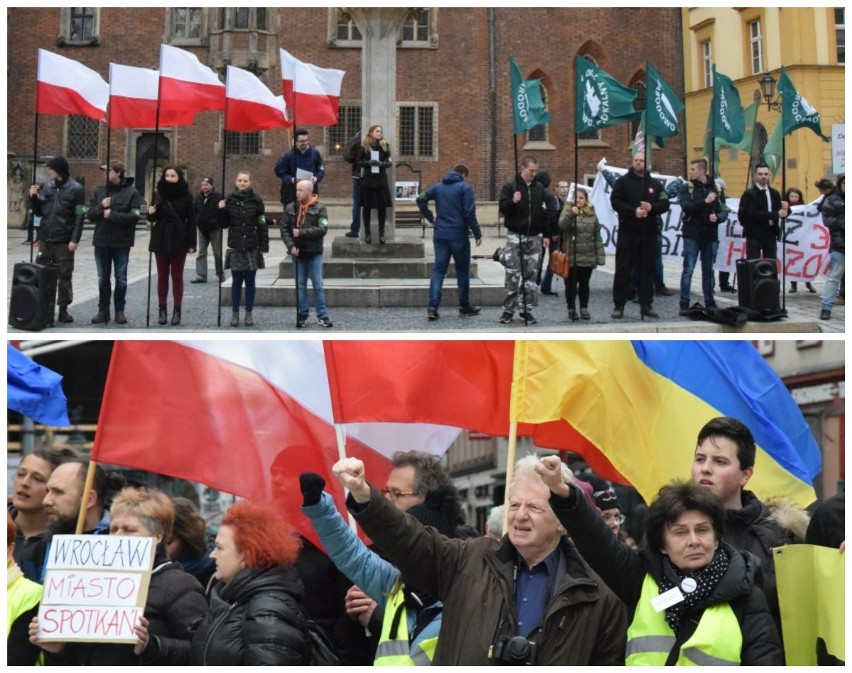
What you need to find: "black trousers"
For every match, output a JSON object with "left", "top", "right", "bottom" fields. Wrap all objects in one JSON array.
[{"left": 613, "top": 231, "right": 656, "bottom": 308}]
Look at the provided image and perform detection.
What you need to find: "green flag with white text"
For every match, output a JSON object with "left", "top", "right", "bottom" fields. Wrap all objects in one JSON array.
[
  {"left": 778, "top": 67, "right": 830, "bottom": 140},
  {"left": 711, "top": 66, "right": 745, "bottom": 144},
  {"left": 645, "top": 61, "right": 684, "bottom": 139},
  {"left": 510, "top": 55, "right": 552, "bottom": 134},
  {"left": 575, "top": 55, "right": 641, "bottom": 133}
]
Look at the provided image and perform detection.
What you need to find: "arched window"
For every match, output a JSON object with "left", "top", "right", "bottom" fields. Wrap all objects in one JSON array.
[
  {"left": 528, "top": 83, "right": 549, "bottom": 142},
  {"left": 751, "top": 121, "right": 769, "bottom": 173}
]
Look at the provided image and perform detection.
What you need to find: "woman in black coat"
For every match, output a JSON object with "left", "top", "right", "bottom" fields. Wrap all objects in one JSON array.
[
  {"left": 188, "top": 501, "right": 311, "bottom": 666},
  {"left": 147, "top": 165, "right": 196, "bottom": 326},
  {"left": 218, "top": 171, "right": 268, "bottom": 328},
  {"left": 357, "top": 124, "right": 393, "bottom": 244}
]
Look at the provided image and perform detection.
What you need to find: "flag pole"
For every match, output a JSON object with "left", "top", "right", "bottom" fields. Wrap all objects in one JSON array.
[
  {"left": 75, "top": 460, "right": 98, "bottom": 534},
  {"left": 502, "top": 420, "right": 519, "bottom": 534},
  {"left": 640, "top": 61, "right": 650, "bottom": 322},
  {"left": 148, "top": 51, "right": 166, "bottom": 329},
  {"left": 780, "top": 132, "right": 787, "bottom": 314},
  {"left": 30, "top": 106, "right": 40, "bottom": 264},
  {"left": 571, "top": 57, "right": 580, "bottom": 316},
  {"left": 219, "top": 82, "right": 229, "bottom": 328}
]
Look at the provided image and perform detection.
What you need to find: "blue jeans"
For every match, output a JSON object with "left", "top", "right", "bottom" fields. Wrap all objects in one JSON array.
[
  {"left": 821, "top": 251, "right": 845, "bottom": 311},
  {"left": 429, "top": 237, "right": 471, "bottom": 311},
  {"left": 293, "top": 253, "right": 328, "bottom": 318},
  {"left": 231, "top": 269, "right": 257, "bottom": 310},
  {"left": 94, "top": 246, "right": 130, "bottom": 311},
  {"left": 680, "top": 238, "right": 717, "bottom": 304}
]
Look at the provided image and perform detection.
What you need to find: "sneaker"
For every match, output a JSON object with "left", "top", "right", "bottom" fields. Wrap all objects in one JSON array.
[
  {"left": 519, "top": 312, "right": 537, "bottom": 324},
  {"left": 91, "top": 309, "right": 110, "bottom": 324},
  {"left": 641, "top": 305, "right": 659, "bottom": 318},
  {"left": 296, "top": 316, "right": 307, "bottom": 329},
  {"left": 705, "top": 300, "right": 717, "bottom": 309},
  {"left": 190, "top": 277, "right": 207, "bottom": 284},
  {"left": 580, "top": 308, "right": 590, "bottom": 320},
  {"left": 611, "top": 306, "right": 624, "bottom": 319},
  {"left": 114, "top": 311, "right": 127, "bottom": 325},
  {"left": 541, "top": 289, "right": 558, "bottom": 296},
  {"left": 427, "top": 310, "right": 440, "bottom": 321},
  {"left": 820, "top": 309, "right": 831, "bottom": 320},
  {"left": 459, "top": 305, "right": 481, "bottom": 316},
  {"left": 499, "top": 311, "right": 513, "bottom": 324},
  {"left": 720, "top": 284, "right": 735, "bottom": 293},
  {"left": 57, "top": 307, "right": 73, "bottom": 323},
  {"left": 568, "top": 309, "right": 577, "bottom": 322},
  {"left": 318, "top": 316, "right": 333, "bottom": 328},
  {"left": 678, "top": 301, "right": 690, "bottom": 317},
  {"left": 344, "top": 231, "right": 359, "bottom": 238}
]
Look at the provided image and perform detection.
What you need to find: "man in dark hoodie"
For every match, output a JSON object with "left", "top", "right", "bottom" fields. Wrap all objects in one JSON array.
[
  {"left": 191, "top": 176, "right": 224, "bottom": 285},
  {"left": 29, "top": 156, "right": 86, "bottom": 323},
  {"left": 417, "top": 164, "right": 482, "bottom": 321},
  {"left": 87, "top": 160, "right": 143, "bottom": 325}
]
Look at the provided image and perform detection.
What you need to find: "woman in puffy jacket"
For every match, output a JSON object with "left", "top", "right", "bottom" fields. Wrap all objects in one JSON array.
[
  {"left": 558, "top": 187, "right": 605, "bottom": 322},
  {"left": 147, "top": 165, "right": 195, "bottom": 326},
  {"left": 219, "top": 171, "right": 268, "bottom": 328},
  {"left": 188, "top": 501, "right": 311, "bottom": 666}
]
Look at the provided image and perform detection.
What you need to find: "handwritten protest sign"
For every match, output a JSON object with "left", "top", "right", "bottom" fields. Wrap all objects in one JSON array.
[
  {"left": 37, "top": 535, "right": 155, "bottom": 643},
  {"left": 589, "top": 169, "right": 831, "bottom": 281}
]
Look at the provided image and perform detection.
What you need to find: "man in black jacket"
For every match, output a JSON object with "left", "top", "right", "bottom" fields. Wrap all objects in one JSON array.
[
  {"left": 29, "top": 156, "right": 86, "bottom": 323},
  {"left": 497, "top": 156, "right": 550, "bottom": 325},
  {"left": 609, "top": 154, "right": 670, "bottom": 318},
  {"left": 737, "top": 162, "right": 788, "bottom": 261},
  {"left": 191, "top": 176, "right": 224, "bottom": 284},
  {"left": 87, "top": 161, "right": 142, "bottom": 325}
]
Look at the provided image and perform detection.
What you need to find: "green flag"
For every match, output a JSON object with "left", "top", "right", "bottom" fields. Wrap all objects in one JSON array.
[
  {"left": 711, "top": 66, "right": 745, "bottom": 144},
  {"left": 763, "top": 119, "right": 784, "bottom": 179},
  {"left": 645, "top": 61, "right": 684, "bottom": 139},
  {"left": 778, "top": 67, "right": 830, "bottom": 140},
  {"left": 509, "top": 55, "right": 552, "bottom": 134},
  {"left": 575, "top": 55, "right": 641, "bottom": 133},
  {"left": 722, "top": 100, "right": 758, "bottom": 153}
]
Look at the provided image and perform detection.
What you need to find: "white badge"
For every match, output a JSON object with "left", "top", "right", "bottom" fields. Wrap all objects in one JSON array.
[
  {"left": 651, "top": 586, "right": 685, "bottom": 612},
  {"left": 681, "top": 577, "right": 697, "bottom": 593}
]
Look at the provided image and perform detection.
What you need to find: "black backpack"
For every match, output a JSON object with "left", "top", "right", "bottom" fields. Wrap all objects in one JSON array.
[{"left": 280, "top": 592, "right": 341, "bottom": 666}]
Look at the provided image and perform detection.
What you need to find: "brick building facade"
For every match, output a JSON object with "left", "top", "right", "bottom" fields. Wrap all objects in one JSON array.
[{"left": 7, "top": 8, "right": 684, "bottom": 215}]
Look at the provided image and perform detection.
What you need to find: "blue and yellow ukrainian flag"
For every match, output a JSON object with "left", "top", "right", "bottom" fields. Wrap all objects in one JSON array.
[{"left": 510, "top": 341, "right": 820, "bottom": 507}]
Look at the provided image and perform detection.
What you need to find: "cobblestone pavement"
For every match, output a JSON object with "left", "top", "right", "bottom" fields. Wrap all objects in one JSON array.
[{"left": 6, "top": 225, "right": 842, "bottom": 334}]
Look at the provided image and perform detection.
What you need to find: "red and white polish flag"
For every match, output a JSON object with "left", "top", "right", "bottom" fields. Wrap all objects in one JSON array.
[
  {"left": 91, "top": 341, "right": 459, "bottom": 547},
  {"left": 225, "top": 65, "right": 292, "bottom": 132},
  {"left": 279, "top": 48, "right": 344, "bottom": 127},
  {"left": 36, "top": 49, "right": 108, "bottom": 122},
  {"left": 108, "top": 63, "right": 195, "bottom": 129},
  {"left": 280, "top": 48, "right": 298, "bottom": 114},
  {"left": 158, "top": 44, "right": 225, "bottom": 114}
]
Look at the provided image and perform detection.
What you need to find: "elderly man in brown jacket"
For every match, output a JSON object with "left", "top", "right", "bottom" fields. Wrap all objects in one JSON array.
[{"left": 333, "top": 455, "right": 627, "bottom": 666}]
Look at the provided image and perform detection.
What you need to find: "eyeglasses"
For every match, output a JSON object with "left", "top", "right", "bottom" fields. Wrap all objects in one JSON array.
[
  {"left": 602, "top": 513, "right": 626, "bottom": 525},
  {"left": 381, "top": 488, "right": 419, "bottom": 501}
]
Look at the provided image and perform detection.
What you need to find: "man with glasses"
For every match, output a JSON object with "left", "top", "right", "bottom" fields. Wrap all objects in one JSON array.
[{"left": 274, "top": 128, "right": 325, "bottom": 210}]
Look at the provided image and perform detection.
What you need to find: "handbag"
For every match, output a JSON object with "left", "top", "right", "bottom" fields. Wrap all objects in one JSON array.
[{"left": 549, "top": 249, "right": 570, "bottom": 278}]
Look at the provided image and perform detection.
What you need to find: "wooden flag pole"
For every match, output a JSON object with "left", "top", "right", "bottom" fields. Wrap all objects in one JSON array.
[
  {"left": 502, "top": 420, "right": 519, "bottom": 535},
  {"left": 75, "top": 460, "right": 98, "bottom": 535}
]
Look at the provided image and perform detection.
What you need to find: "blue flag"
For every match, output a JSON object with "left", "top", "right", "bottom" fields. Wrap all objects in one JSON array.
[{"left": 7, "top": 344, "right": 70, "bottom": 425}]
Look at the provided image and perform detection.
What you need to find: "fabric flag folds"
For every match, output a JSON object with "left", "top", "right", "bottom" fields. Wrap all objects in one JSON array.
[
  {"left": 108, "top": 63, "right": 195, "bottom": 129},
  {"left": 225, "top": 65, "right": 291, "bottom": 132},
  {"left": 645, "top": 61, "right": 684, "bottom": 139},
  {"left": 159, "top": 44, "right": 225, "bottom": 118},
  {"left": 90, "top": 341, "right": 459, "bottom": 548},
  {"left": 777, "top": 66, "right": 830, "bottom": 140},
  {"left": 704, "top": 101, "right": 758, "bottom": 174},
  {"left": 7, "top": 344, "right": 70, "bottom": 426},
  {"left": 509, "top": 55, "right": 552, "bottom": 134},
  {"left": 575, "top": 55, "right": 641, "bottom": 134},
  {"left": 709, "top": 66, "right": 745, "bottom": 145},
  {"left": 279, "top": 48, "right": 344, "bottom": 126},
  {"left": 36, "top": 49, "right": 108, "bottom": 122},
  {"left": 509, "top": 341, "right": 820, "bottom": 508},
  {"left": 763, "top": 119, "right": 785, "bottom": 179}
]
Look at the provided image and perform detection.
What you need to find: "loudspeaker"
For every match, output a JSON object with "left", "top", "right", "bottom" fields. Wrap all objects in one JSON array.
[
  {"left": 736, "top": 258, "right": 780, "bottom": 315},
  {"left": 9, "top": 262, "right": 58, "bottom": 331}
]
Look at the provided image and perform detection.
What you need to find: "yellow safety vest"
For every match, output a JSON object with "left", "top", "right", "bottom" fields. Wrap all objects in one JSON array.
[
  {"left": 626, "top": 574, "right": 742, "bottom": 666},
  {"left": 8, "top": 573, "right": 44, "bottom": 666},
  {"left": 373, "top": 587, "right": 438, "bottom": 666}
]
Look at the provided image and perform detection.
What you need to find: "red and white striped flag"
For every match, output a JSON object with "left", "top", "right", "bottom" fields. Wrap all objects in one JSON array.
[
  {"left": 159, "top": 44, "right": 225, "bottom": 115},
  {"left": 279, "top": 48, "right": 344, "bottom": 126},
  {"left": 108, "top": 63, "right": 195, "bottom": 129},
  {"left": 225, "top": 65, "right": 291, "bottom": 132},
  {"left": 36, "top": 49, "right": 108, "bottom": 122}
]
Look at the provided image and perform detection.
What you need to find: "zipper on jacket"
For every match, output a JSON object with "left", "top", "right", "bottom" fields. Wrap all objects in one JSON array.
[{"left": 202, "top": 600, "right": 239, "bottom": 664}]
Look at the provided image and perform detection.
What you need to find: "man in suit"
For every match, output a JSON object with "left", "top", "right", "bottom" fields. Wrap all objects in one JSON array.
[{"left": 737, "top": 162, "right": 788, "bottom": 260}]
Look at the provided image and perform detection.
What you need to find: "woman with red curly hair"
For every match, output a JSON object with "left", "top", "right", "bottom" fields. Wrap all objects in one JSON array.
[{"left": 188, "top": 501, "right": 311, "bottom": 665}]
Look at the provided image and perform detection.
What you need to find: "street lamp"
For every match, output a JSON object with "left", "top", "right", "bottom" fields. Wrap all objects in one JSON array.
[{"left": 758, "top": 72, "right": 781, "bottom": 111}]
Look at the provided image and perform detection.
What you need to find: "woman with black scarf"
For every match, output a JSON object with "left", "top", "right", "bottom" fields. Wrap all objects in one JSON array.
[{"left": 147, "top": 165, "right": 196, "bottom": 326}]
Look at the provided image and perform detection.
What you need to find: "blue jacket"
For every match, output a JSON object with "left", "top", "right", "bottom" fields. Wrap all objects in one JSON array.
[
  {"left": 274, "top": 146, "right": 325, "bottom": 204},
  {"left": 417, "top": 171, "right": 481, "bottom": 241},
  {"left": 302, "top": 492, "right": 443, "bottom": 659},
  {"left": 679, "top": 178, "right": 729, "bottom": 243}
]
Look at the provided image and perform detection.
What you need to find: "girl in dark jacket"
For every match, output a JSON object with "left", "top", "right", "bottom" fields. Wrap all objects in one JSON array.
[
  {"left": 357, "top": 124, "right": 393, "bottom": 244},
  {"left": 147, "top": 165, "right": 196, "bottom": 326},
  {"left": 30, "top": 487, "right": 209, "bottom": 666},
  {"left": 218, "top": 171, "right": 268, "bottom": 327},
  {"left": 188, "top": 501, "right": 311, "bottom": 666},
  {"left": 558, "top": 188, "right": 606, "bottom": 322}
]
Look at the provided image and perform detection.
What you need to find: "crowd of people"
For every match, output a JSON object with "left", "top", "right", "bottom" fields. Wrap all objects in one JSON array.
[
  {"left": 24, "top": 134, "right": 842, "bottom": 329},
  {"left": 8, "top": 416, "right": 844, "bottom": 666}
]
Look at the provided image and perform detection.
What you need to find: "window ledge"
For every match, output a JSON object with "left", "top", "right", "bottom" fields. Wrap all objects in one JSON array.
[
  {"left": 577, "top": 139, "right": 611, "bottom": 148},
  {"left": 523, "top": 140, "right": 556, "bottom": 151}
]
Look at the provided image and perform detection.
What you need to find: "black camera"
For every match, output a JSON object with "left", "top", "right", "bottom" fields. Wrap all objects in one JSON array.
[{"left": 490, "top": 635, "right": 538, "bottom": 665}]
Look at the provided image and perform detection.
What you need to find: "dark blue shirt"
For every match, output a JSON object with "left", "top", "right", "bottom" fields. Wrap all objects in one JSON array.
[{"left": 514, "top": 548, "right": 559, "bottom": 638}]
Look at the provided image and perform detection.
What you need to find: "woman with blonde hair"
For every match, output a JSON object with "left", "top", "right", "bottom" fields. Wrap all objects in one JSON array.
[
  {"left": 358, "top": 125, "right": 393, "bottom": 244},
  {"left": 558, "top": 187, "right": 605, "bottom": 322}
]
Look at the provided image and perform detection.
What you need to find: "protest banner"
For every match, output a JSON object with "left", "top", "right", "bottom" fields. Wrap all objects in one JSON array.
[
  {"left": 589, "top": 167, "right": 831, "bottom": 281},
  {"left": 37, "top": 535, "right": 155, "bottom": 643}
]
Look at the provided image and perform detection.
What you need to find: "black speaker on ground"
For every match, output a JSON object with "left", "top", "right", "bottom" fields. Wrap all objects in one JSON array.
[
  {"left": 9, "top": 262, "right": 58, "bottom": 331},
  {"left": 736, "top": 258, "right": 780, "bottom": 315}
]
